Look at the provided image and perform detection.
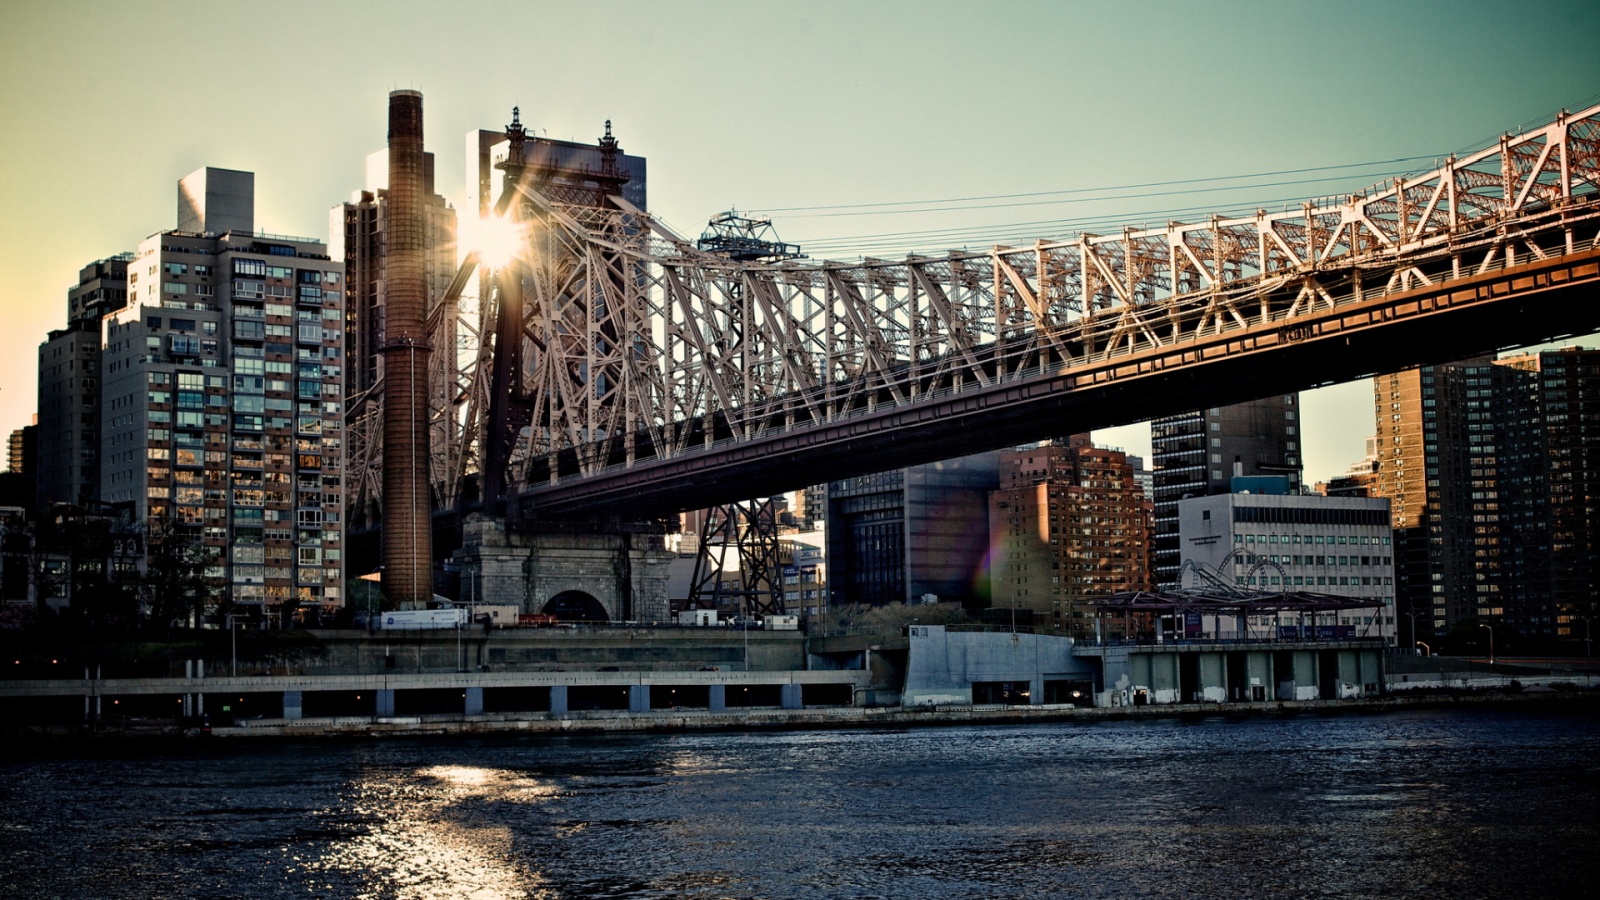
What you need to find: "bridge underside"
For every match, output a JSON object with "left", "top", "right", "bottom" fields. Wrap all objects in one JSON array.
[{"left": 515, "top": 245, "right": 1600, "bottom": 519}]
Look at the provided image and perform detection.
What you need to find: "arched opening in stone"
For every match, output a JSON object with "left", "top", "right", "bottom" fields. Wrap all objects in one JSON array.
[{"left": 543, "top": 590, "right": 609, "bottom": 624}]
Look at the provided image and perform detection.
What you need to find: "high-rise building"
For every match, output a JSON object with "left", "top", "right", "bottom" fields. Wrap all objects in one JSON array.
[
  {"left": 1177, "top": 492, "right": 1396, "bottom": 642},
  {"left": 97, "top": 167, "right": 346, "bottom": 622},
  {"left": 1499, "top": 348, "right": 1600, "bottom": 645},
  {"left": 332, "top": 150, "right": 458, "bottom": 400},
  {"left": 5, "top": 422, "right": 30, "bottom": 474},
  {"left": 1150, "top": 398, "right": 1302, "bottom": 588},
  {"left": 37, "top": 254, "right": 134, "bottom": 509},
  {"left": 826, "top": 453, "right": 999, "bottom": 608},
  {"left": 988, "top": 436, "right": 1152, "bottom": 636},
  {"left": 1372, "top": 349, "right": 1600, "bottom": 646},
  {"left": 1314, "top": 437, "right": 1380, "bottom": 497},
  {"left": 1371, "top": 360, "right": 1484, "bottom": 637}
]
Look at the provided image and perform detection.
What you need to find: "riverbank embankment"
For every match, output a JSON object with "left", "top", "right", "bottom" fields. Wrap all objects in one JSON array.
[{"left": 8, "top": 686, "right": 1597, "bottom": 744}]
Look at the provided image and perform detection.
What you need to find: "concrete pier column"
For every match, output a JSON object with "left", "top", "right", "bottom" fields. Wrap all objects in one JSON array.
[
  {"left": 549, "top": 685, "right": 568, "bottom": 715},
  {"left": 628, "top": 685, "right": 650, "bottom": 714},
  {"left": 376, "top": 689, "right": 396, "bottom": 718},
  {"left": 780, "top": 684, "right": 803, "bottom": 710},
  {"left": 1198, "top": 653, "right": 1228, "bottom": 702},
  {"left": 708, "top": 684, "right": 727, "bottom": 712},
  {"left": 1029, "top": 676, "right": 1045, "bottom": 705},
  {"left": 283, "top": 690, "right": 303, "bottom": 720},
  {"left": 464, "top": 687, "right": 483, "bottom": 716}
]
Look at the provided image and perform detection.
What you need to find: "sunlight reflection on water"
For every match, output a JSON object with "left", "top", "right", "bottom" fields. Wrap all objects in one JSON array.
[{"left": 299, "top": 764, "right": 558, "bottom": 899}]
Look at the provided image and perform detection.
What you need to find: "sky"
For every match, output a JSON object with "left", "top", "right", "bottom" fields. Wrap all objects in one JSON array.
[{"left": 2, "top": 0, "right": 1597, "bottom": 484}]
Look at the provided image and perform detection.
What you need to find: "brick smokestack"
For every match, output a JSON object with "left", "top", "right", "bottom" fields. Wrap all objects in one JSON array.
[{"left": 381, "top": 89, "right": 433, "bottom": 609}]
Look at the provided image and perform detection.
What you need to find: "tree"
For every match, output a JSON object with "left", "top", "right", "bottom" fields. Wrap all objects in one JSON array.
[
  {"left": 142, "top": 513, "right": 214, "bottom": 629},
  {"left": 345, "top": 576, "right": 385, "bottom": 622}
]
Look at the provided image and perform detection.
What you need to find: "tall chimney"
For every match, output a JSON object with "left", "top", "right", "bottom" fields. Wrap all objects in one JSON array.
[{"left": 381, "top": 89, "right": 433, "bottom": 609}]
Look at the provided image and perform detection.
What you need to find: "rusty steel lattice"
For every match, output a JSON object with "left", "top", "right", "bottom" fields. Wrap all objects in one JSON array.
[{"left": 345, "top": 102, "right": 1600, "bottom": 520}]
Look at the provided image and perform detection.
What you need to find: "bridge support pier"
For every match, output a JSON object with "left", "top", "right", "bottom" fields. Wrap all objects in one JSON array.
[
  {"left": 464, "top": 687, "right": 483, "bottom": 716},
  {"left": 375, "top": 689, "right": 395, "bottom": 718},
  {"left": 283, "top": 690, "right": 303, "bottom": 720},
  {"left": 780, "top": 684, "right": 802, "bottom": 710},
  {"left": 549, "top": 685, "right": 568, "bottom": 715},
  {"left": 628, "top": 684, "right": 649, "bottom": 714},
  {"left": 708, "top": 684, "right": 726, "bottom": 712},
  {"left": 452, "top": 515, "right": 673, "bottom": 624}
]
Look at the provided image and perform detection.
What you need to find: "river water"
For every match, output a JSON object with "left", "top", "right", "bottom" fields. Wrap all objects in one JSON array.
[{"left": 2, "top": 705, "right": 1597, "bottom": 899}]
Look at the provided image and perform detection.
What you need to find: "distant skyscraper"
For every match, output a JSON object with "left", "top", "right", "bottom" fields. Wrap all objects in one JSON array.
[
  {"left": 1371, "top": 349, "right": 1599, "bottom": 646},
  {"left": 98, "top": 167, "right": 346, "bottom": 622},
  {"left": 1499, "top": 348, "right": 1600, "bottom": 645},
  {"left": 989, "top": 436, "right": 1151, "bottom": 636},
  {"left": 6, "top": 427, "right": 26, "bottom": 474},
  {"left": 827, "top": 453, "right": 999, "bottom": 607},
  {"left": 1150, "top": 398, "right": 1302, "bottom": 588},
  {"left": 36, "top": 253, "right": 133, "bottom": 509}
]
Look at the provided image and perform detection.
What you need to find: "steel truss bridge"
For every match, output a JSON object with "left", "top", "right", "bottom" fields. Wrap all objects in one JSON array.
[{"left": 346, "top": 102, "right": 1600, "bottom": 525}]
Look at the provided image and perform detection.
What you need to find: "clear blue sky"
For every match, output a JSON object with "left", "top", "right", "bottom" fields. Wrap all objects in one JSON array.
[{"left": 2, "top": 0, "right": 1596, "bottom": 482}]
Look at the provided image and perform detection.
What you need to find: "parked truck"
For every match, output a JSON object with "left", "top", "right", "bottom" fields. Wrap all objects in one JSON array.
[
  {"left": 471, "top": 604, "right": 522, "bottom": 628},
  {"left": 370, "top": 608, "right": 468, "bottom": 630}
]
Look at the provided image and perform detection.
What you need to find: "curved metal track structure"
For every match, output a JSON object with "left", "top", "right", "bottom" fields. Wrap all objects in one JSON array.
[{"left": 346, "top": 103, "right": 1600, "bottom": 523}]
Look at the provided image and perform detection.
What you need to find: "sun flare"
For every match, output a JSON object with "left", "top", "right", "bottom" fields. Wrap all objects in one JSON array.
[{"left": 475, "top": 215, "right": 525, "bottom": 271}]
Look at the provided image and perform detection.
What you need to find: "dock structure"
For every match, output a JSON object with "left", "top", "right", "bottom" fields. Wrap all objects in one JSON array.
[{"left": 0, "top": 623, "right": 1414, "bottom": 735}]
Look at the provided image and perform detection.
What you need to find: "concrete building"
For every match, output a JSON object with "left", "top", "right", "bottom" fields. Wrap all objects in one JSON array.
[
  {"left": 780, "top": 533, "right": 827, "bottom": 618},
  {"left": 36, "top": 254, "right": 133, "bottom": 509},
  {"left": 826, "top": 452, "right": 999, "bottom": 608},
  {"left": 97, "top": 167, "right": 346, "bottom": 622},
  {"left": 1177, "top": 492, "right": 1396, "bottom": 643},
  {"left": 902, "top": 624, "right": 1385, "bottom": 707},
  {"left": 988, "top": 436, "right": 1151, "bottom": 637},
  {"left": 1150, "top": 397, "right": 1302, "bottom": 588}
]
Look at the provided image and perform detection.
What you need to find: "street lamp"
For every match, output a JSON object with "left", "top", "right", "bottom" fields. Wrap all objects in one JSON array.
[
  {"left": 1406, "top": 611, "right": 1429, "bottom": 648},
  {"left": 1479, "top": 622, "right": 1494, "bottom": 665}
]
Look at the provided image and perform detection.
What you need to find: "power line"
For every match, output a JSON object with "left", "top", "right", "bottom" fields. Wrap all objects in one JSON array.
[
  {"left": 751, "top": 155, "right": 1440, "bottom": 215},
  {"left": 788, "top": 189, "right": 1351, "bottom": 258},
  {"left": 772, "top": 171, "right": 1412, "bottom": 221}
]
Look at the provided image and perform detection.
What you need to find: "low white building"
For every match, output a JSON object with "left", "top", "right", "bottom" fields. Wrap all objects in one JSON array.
[{"left": 1178, "top": 493, "right": 1396, "bottom": 644}]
